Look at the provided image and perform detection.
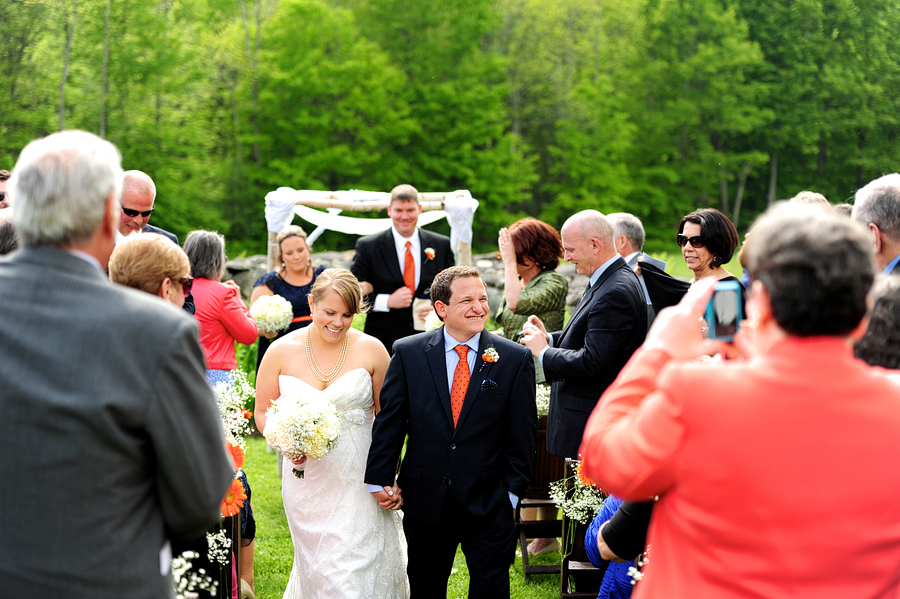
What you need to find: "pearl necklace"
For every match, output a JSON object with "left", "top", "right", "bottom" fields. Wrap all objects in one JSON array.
[{"left": 305, "top": 326, "right": 350, "bottom": 383}]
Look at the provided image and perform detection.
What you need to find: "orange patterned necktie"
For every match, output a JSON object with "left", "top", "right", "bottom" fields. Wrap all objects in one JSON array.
[
  {"left": 451, "top": 345, "right": 470, "bottom": 427},
  {"left": 403, "top": 241, "right": 415, "bottom": 295}
]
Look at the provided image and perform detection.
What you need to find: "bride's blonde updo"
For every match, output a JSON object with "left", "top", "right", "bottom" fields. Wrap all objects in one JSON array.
[{"left": 309, "top": 268, "right": 369, "bottom": 315}]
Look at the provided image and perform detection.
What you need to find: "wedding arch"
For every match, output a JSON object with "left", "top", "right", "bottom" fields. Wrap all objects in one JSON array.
[{"left": 263, "top": 188, "right": 480, "bottom": 269}]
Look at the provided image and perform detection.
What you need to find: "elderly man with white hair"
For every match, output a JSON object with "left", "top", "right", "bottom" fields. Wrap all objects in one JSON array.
[
  {"left": 0, "top": 130, "right": 233, "bottom": 599},
  {"left": 852, "top": 173, "right": 900, "bottom": 275}
]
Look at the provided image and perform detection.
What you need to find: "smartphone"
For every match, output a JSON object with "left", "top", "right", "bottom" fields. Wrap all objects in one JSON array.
[{"left": 705, "top": 280, "right": 743, "bottom": 341}]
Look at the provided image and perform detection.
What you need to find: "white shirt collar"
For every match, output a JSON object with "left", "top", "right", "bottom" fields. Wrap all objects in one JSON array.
[{"left": 390, "top": 226, "right": 420, "bottom": 250}]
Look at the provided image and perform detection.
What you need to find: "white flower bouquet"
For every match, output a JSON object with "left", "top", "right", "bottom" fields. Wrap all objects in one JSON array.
[
  {"left": 536, "top": 383, "right": 551, "bottom": 417},
  {"left": 263, "top": 391, "right": 342, "bottom": 478},
  {"left": 250, "top": 294, "right": 293, "bottom": 332},
  {"left": 211, "top": 370, "right": 255, "bottom": 448}
]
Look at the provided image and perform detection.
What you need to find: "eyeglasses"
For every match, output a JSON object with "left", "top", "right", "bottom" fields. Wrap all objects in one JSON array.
[
  {"left": 0, "top": 192, "right": 6, "bottom": 202},
  {"left": 122, "top": 206, "right": 154, "bottom": 218},
  {"left": 179, "top": 277, "right": 193, "bottom": 296},
  {"left": 676, "top": 234, "right": 705, "bottom": 248}
]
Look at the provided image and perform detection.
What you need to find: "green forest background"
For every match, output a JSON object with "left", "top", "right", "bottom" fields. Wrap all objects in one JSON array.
[{"left": 3, "top": 0, "right": 899, "bottom": 256}]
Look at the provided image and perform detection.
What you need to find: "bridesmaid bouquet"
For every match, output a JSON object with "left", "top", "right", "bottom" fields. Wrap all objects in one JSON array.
[
  {"left": 263, "top": 392, "right": 342, "bottom": 478},
  {"left": 250, "top": 294, "right": 293, "bottom": 332}
]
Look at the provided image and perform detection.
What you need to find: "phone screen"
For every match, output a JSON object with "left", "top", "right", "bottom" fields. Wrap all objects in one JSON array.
[{"left": 711, "top": 289, "right": 740, "bottom": 338}]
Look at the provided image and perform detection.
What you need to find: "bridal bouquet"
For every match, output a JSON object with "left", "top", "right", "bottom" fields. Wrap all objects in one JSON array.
[
  {"left": 250, "top": 294, "right": 293, "bottom": 332},
  {"left": 263, "top": 391, "right": 342, "bottom": 478}
]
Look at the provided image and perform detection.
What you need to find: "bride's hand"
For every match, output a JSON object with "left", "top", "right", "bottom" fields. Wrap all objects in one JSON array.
[{"left": 291, "top": 455, "right": 307, "bottom": 466}]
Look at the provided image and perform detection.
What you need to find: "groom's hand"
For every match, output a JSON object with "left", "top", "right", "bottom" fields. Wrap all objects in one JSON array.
[{"left": 371, "top": 483, "right": 403, "bottom": 511}]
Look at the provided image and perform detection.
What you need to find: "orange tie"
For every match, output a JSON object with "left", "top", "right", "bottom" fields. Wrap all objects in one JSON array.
[
  {"left": 403, "top": 241, "right": 415, "bottom": 295},
  {"left": 451, "top": 345, "right": 470, "bottom": 427}
]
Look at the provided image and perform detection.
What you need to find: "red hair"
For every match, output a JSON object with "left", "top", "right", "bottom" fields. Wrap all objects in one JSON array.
[{"left": 507, "top": 218, "right": 563, "bottom": 270}]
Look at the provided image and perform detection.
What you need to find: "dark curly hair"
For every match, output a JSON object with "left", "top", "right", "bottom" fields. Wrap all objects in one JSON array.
[{"left": 678, "top": 208, "right": 740, "bottom": 267}]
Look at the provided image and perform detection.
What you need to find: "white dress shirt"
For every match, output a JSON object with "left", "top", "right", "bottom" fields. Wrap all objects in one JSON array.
[{"left": 372, "top": 227, "right": 421, "bottom": 312}]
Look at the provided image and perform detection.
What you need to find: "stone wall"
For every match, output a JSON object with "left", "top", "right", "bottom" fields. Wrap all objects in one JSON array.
[{"left": 225, "top": 250, "right": 591, "bottom": 313}]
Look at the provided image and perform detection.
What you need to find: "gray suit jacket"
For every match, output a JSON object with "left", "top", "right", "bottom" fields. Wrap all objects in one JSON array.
[{"left": 0, "top": 246, "right": 233, "bottom": 599}]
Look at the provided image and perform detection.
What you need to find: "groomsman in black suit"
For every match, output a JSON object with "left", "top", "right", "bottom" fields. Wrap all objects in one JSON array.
[
  {"left": 366, "top": 266, "right": 537, "bottom": 598},
  {"left": 351, "top": 184, "right": 455, "bottom": 352},
  {"left": 522, "top": 210, "right": 647, "bottom": 459}
]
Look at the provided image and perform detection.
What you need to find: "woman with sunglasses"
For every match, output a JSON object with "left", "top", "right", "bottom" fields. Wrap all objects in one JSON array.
[
  {"left": 184, "top": 230, "right": 258, "bottom": 387},
  {"left": 676, "top": 208, "right": 742, "bottom": 287},
  {"left": 109, "top": 233, "right": 193, "bottom": 308}
]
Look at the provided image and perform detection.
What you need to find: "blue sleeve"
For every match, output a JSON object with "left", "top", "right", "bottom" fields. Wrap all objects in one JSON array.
[{"left": 585, "top": 495, "right": 624, "bottom": 567}]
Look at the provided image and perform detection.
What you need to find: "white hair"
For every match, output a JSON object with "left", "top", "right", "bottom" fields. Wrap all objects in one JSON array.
[
  {"left": 607, "top": 212, "right": 645, "bottom": 250},
  {"left": 853, "top": 173, "right": 900, "bottom": 240},
  {"left": 10, "top": 130, "right": 123, "bottom": 247}
]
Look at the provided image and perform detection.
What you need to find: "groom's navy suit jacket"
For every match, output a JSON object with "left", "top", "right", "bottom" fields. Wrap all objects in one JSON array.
[{"left": 366, "top": 328, "right": 537, "bottom": 523}]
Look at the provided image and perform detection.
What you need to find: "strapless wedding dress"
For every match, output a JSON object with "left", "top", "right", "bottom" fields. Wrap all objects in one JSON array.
[{"left": 279, "top": 369, "right": 409, "bottom": 599}]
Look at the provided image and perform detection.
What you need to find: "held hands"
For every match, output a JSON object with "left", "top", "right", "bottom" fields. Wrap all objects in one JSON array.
[
  {"left": 371, "top": 482, "right": 403, "bottom": 511},
  {"left": 387, "top": 286, "right": 414, "bottom": 309},
  {"left": 520, "top": 315, "right": 550, "bottom": 357}
]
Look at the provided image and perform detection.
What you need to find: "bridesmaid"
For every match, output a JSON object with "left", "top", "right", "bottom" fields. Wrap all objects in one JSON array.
[{"left": 250, "top": 225, "right": 327, "bottom": 371}]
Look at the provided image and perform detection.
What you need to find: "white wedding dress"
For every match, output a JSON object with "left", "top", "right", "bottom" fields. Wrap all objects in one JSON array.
[{"left": 279, "top": 369, "right": 409, "bottom": 599}]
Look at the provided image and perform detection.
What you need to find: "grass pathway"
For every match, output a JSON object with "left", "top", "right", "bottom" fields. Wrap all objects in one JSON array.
[{"left": 243, "top": 436, "right": 562, "bottom": 598}]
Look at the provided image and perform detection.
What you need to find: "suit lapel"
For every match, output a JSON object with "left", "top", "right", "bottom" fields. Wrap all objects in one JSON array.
[
  {"left": 417, "top": 230, "right": 433, "bottom": 297},
  {"left": 378, "top": 229, "right": 404, "bottom": 283},
  {"left": 564, "top": 257, "right": 627, "bottom": 333},
  {"left": 425, "top": 328, "right": 454, "bottom": 427},
  {"left": 453, "top": 330, "right": 491, "bottom": 435}
]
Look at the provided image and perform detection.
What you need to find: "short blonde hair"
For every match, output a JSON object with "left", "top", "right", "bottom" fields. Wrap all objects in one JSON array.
[
  {"left": 109, "top": 233, "right": 190, "bottom": 295},
  {"left": 309, "top": 268, "right": 368, "bottom": 314}
]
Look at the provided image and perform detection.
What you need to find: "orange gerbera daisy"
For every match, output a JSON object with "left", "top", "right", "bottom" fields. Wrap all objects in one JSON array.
[
  {"left": 574, "top": 461, "right": 596, "bottom": 488},
  {"left": 227, "top": 442, "right": 246, "bottom": 470},
  {"left": 221, "top": 479, "right": 247, "bottom": 517}
]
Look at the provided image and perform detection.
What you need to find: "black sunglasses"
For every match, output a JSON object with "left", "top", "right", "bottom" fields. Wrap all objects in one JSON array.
[
  {"left": 0, "top": 191, "right": 5, "bottom": 202},
  {"left": 179, "top": 277, "right": 193, "bottom": 297},
  {"left": 676, "top": 234, "right": 705, "bottom": 248},
  {"left": 122, "top": 206, "right": 154, "bottom": 218}
]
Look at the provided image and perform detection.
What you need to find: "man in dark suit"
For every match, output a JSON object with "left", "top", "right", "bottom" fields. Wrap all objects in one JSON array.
[
  {"left": 852, "top": 173, "right": 900, "bottom": 275},
  {"left": 351, "top": 184, "right": 455, "bottom": 352},
  {"left": 522, "top": 210, "right": 647, "bottom": 459},
  {"left": 365, "top": 266, "right": 537, "bottom": 598},
  {"left": 0, "top": 131, "right": 233, "bottom": 599}
]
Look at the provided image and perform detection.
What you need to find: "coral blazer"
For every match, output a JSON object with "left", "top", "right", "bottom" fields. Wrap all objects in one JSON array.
[
  {"left": 580, "top": 339, "right": 900, "bottom": 599},
  {"left": 192, "top": 277, "right": 257, "bottom": 370}
]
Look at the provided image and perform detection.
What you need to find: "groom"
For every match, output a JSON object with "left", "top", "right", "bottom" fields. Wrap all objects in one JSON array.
[{"left": 366, "top": 266, "right": 537, "bottom": 598}]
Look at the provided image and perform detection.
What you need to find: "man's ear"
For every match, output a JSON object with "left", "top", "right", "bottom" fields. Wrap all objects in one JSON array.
[
  {"left": 869, "top": 223, "right": 883, "bottom": 253},
  {"left": 103, "top": 191, "right": 119, "bottom": 238},
  {"left": 747, "top": 279, "right": 774, "bottom": 327},
  {"left": 434, "top": 300, "right": 448, "bottom": 320}
]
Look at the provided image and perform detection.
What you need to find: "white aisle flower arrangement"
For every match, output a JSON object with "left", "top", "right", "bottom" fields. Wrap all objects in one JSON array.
[
  {"left": 250, "top": 294, "right": 293, "bottom": 332},
  {"left": 211, "top": 370, "right": 255, "bottom": 449},
  {"left": 263, "top": 391, "right": 342, "bottom": 478},
  {"left": 536, "top": 383, "right": 551, "bottom": 417}
]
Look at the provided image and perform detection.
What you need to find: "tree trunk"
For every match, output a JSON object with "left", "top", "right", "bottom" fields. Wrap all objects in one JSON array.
[
  {"left": 766, "top": 151, "right": 778, "bottom": 206},
  {"left": 100, "top": 0, "right": 110, "bottom": 137},
  {"left": 719, "top": 165, "right": 730, "bottom": 216},
  {"left": 732, "top": 161, "right": 752, "bottom": 229},
  {"left": 59, "top": 0, "right": 80, "bottom": 131}
]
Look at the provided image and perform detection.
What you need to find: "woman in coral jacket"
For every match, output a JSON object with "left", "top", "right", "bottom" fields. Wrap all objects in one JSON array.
[{"left": 184, "top": 230, "right": 258, "bottom": 385}]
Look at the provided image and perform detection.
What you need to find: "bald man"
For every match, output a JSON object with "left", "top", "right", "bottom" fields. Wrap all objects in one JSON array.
[
  {"left": 522, "top": 210, "right": 647, "bottom": 458},
  {"left": 118, "top": 170, "right": 178, "bottom": 244}
]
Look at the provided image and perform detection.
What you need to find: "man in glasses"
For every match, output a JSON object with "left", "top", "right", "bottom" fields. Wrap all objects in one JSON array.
[
  {"left": 0, "top": 169, "right": 10, "bottom": 209},
  {"left": 118, "top": 170, "right": 178, "bottom": 244}
]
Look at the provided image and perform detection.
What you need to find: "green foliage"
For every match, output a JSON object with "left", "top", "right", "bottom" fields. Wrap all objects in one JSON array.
[{"left": 4, "top": 0, "right": 900, "bottom": 255}]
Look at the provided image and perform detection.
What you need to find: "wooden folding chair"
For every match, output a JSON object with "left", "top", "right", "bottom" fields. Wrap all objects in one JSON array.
[
  {"left": 515, "top": 415, "right": 565, "bottom": 581},
  {"left": 559, "top": 458, "right": 605, "bottom": 598}
]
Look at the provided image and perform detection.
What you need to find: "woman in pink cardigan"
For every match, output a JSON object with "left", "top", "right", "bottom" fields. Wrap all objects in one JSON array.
[{"left": 184, "top": 230, "right": 258, "bottom": 386}]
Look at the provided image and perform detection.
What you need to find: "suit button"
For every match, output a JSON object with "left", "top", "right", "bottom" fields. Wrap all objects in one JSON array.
[
  {"left": 441, "top": 476, "right": 448, "bottom": 483},
  {"left": 450, "top": 443, "right": 456, "bottom": 450}
]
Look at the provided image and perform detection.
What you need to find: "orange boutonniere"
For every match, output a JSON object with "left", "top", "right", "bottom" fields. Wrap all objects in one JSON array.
[
  {"left": 424, "top": 247, "right": 436, "bottom": 261},
  {"left": 227, "top": 441, "right": 245, "bottom": 470},
  {"left": 221, "top": 478, "right": 247, "bottom": 517},
  {"left": 482, "top": 347, "right": 499, "bottom": 363}
]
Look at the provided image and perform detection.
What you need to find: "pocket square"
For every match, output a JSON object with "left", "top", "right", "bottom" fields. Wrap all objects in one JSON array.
[{"left": 481, "top": 378, "right": 499, "bottom": 391}]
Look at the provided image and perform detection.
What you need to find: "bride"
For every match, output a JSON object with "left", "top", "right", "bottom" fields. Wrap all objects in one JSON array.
[{"left": 255, "top": 268, "right": 409, "bottom": 598}]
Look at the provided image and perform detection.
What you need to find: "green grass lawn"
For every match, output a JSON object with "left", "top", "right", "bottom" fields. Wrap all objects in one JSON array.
[{"left": 243, "top": 436, "right": 563, "bottom": 598}]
